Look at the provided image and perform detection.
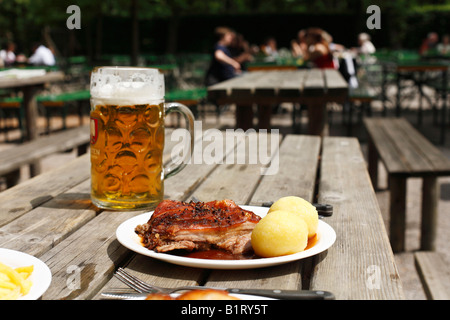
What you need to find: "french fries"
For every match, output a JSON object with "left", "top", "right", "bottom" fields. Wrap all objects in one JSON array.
[{"left": 0, "top": 262, "right": 33, "bottom": 300}]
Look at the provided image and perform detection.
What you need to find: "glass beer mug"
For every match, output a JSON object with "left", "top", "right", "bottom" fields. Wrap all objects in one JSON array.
[{"left": 89, "top": 67, "right": 194, "bottom": 210}]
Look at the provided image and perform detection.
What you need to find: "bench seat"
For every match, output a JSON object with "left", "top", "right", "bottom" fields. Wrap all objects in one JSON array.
[
  {"left": 364, "top": 117, "right": 450, "bottom": 252},
  {"left": 414, "top": 251, "right": 450, "bottom": 300},
  {"left": 0, "top": 124, "right": 90, "bottom": 188}
]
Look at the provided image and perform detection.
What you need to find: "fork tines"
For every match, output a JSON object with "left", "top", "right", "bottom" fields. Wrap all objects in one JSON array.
[{"left": 114, "top": 268, "right": 156, "bottom": 293}]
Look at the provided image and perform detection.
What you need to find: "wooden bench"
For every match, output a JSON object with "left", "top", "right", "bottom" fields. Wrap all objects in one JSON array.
[
  {"left": 165, "top": 87, "right": 207, "bottom": 119},
  {"left": 0, "top": 124, "right": 90, "bottom": 188},
  {"left": 364, "top": 117, "right": 450, "bottom": 252},
  {"left": 37, "top": 89, "right": 90, "bottom": 132},
  {"left": 414, "top": 251, "right": 450, "bottom": 300},
  {"left": 0, "top": 96, "right": 25, "bottom": 141}
]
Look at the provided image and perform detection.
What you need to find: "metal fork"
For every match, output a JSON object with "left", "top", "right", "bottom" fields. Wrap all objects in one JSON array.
[
  {"left": 113, "top": 267, "right": 205, "bottom": 294},
  {"left": 106, "top": 268, "right": 335, "bottom": 300}
]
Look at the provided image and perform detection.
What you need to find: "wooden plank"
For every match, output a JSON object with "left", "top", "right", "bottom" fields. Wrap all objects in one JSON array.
[
  {"left": 205, "top": 135, "right": 320, "bottom": 291},
  {"left": 39, "top": 207, "right": 141, "bottom": 300},
  {"left": 277, "top": 70, "right": 307, "bottom": 98},
  {"left": 323, "top": 69, "right": 348, "bottom": 97},
  {"left": 0, "top": 154, "right": 91, "bottom": 228},
  {"left": 0, "top": 179, "right": 97, "bottom": 257},
  {"left": 190, "top": 131, "right": 281, "bottom": 204},
  {"left": 207, "top": 72, "right": 262, "bottom": 101},
  {"left": 249, "top": 134, "right": 321, "bottom": 205},
  {"left": 414, "top": 251, "right": 450, "bottom": 300},
  {"left": 0, "top": 71, "right": 65, "bottom": 89},
  {"left": 364, "top": 118, "right": 450, "bottom": 176},
  {"left": 302, "top": 69, "right": 325, "bottom": 96},
  {"left": 0, "top": 125, "right": 90, "bottom": 176},
  {"left": 310, "top": 137, "right": 404, "bottom": 299}
]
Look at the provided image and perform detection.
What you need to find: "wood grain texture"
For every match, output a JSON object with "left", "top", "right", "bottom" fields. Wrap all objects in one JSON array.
[
  {"left": 311, "top": 137, "right": 404, "bottom": 299},
  {"left": 364, "top": 118, "right": 450, "bottom": 176},
  {"left": 414, "top": 251, "right": 450, "bottom": 300}
]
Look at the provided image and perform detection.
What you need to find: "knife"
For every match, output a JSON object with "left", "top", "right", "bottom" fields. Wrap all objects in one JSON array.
[
  {"left": 101, "top": 289, "right": 335, "bottom": 300},
  {"left": 261, "top": 202, "right": 333, "bottom": 218}
]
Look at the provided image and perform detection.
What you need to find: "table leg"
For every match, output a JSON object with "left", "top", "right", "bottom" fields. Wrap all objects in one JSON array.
[
  {"left": 368, "top": 137, "right": 378, "bottom": 190},
  {"left": 440, "top": 69, "right": 447, "bottom": 145},
  {"left": 257, "top": 105, "right": 271, "bottom": 130},
  {"left": 22, "top": 85, "right": 42, "bottom": 176},
  {"left": 421, "top": 176, "right": 438, "bottom": 251},
  {"left": 235, "top": 104, "right": 254, "bottom": 130},
  {"left": 389, "top": 175, "right": 407, "bottom": 253},
  {"left": 396, "top": 71, "right": 401, "bottom": 117},
  {"left": 307, "top": 103, "right": 327, "bottom": 136}
]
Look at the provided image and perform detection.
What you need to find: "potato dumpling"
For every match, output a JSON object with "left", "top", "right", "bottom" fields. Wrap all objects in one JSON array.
[
  {"left": 251, "top": 210, "right": 308, "bottom": 257},
  {"left": 268, "top": 196, "right": 318, "bottom": 238}
]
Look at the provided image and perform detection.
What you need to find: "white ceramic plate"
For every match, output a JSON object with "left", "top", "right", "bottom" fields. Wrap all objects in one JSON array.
[
  {"left": 0, "top": 248, "right": 52, "bottom": 300},
  {"left": 116, "top": 205, "right": 336, "bottom": 269}
]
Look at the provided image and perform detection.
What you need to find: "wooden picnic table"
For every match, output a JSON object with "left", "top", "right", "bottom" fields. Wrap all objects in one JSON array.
[
  {"left": 207, "top": 69, "right": 348, "bottom": 135},
  {"left": 0, "top": 130, "right": 404, "bottom": 301},
  {"left": 0, "top": 70, "right": 65, "bottom": 175}
]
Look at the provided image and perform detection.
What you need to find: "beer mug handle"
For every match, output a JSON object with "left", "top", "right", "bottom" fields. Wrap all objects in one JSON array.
[{"left": 164, "top": 102, "right": 195, "bottom": 179}]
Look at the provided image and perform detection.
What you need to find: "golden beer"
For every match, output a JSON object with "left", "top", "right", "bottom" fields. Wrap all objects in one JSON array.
[{"left": 90, "top": 67, "right": 194, "bottom": 210}]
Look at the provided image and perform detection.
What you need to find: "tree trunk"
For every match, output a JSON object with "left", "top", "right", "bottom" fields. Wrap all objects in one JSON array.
[{"left": 130, "top": 0, "right": 139, "bottom": 65}]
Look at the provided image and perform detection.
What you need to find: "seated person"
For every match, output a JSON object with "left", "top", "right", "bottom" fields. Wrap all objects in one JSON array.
[
  {"left": 0, "top": 42, "right": 17, "bottom": 67},
  {"left": 437, "top": 34, "right": 450, "bottom": 55},
  {"left": 205, "top": 27, "right": 241, "bottom": 86},
  {"left": 303, "top": 28, "right": 335, "bottom": 69},
  {"left": 28, "top": 43, "right": 56, "bottom": 66}
]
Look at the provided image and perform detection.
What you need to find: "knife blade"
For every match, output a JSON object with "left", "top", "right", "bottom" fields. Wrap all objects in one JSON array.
[{"left": 101, "top": 289, "right": 334, "bottom": 300}]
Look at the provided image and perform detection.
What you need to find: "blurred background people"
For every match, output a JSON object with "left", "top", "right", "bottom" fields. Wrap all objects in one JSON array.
[
  {"left": 357, "top": 33, "right": 376, "bottom": 55},
  {"left": 419, "top": 32, "right": 439, "bottom": 55},
  {"left": 261, "top": 36, "right": 279, "bottom": 59},
  {"left": 437, "top": 34, "right": 450, "bottom": 55},
  {"left": 0, "top": 42, "right": 16, "bottom": 67},
  {"left": 205, "top": 26, "right": 241, "bottom": 86},
  {"left": 303, "top": 27, "right": 335, "bottom": 69},
  {"left": 28, "top": 42, "right": 56, "bottom": 66},
  {"left": 291, "top": 29, "right": 307, "bottom": 58},
  {"left": 229, "top": 32, "right": 254, "bottom": 71}
]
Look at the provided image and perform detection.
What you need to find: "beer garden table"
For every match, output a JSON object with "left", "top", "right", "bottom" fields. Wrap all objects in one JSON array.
[
  {"left": 0, "top": 70, "right": 65, "bottom": 175},
  {"left": 207, "top": 69, "right": 348, "bottom": 135},
  {"left": 0, "top": 129, "right": 405, "bottom": 300}
]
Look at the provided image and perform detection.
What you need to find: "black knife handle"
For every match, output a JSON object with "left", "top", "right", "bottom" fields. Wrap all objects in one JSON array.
[
  {"left": 312, "top": 203, "right": 333, "bottom": 217},
  {"left": 226, "top": 288, "right": 335, "bottom": 300},
  {"left": 261, "top": 202, "right": 333, "bottom": 218}
]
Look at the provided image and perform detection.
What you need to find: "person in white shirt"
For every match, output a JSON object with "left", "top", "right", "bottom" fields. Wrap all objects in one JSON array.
[
  {"left": 357, "top": 33, "right": 376, "bottom": 55},
  {"left": 437, "top": 34, "right": 450, "bottom": 55},
  {"left": 28, "top": 43, "right": 56, "bottom": 66},
  {"left": 0, "top": 42, "right": 16, "bottom": 66}
]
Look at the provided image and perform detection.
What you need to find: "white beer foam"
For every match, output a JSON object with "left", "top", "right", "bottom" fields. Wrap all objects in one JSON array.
[{"left": 90, "top": 67, "right": 164, "bottom": 104}]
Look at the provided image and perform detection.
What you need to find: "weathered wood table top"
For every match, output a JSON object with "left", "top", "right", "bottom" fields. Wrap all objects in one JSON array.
[
  {"left": 0, "top": 71, "right": 65, "bottom": 176},
  {"left": 0, "top": 129, "right": 404, "bottom": 301},
  {"left": 207, "top": 69, "right": 348, "bottom": 135}
]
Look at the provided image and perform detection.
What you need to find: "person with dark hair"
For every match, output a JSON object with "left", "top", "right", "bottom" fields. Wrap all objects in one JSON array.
[
  {"left": 419, "top": 32, "right": 439, "bottom": 55},
  {"left": 205, "top": 27, "right": 241, "bottom": 86},
  {"left": 229, "top": 32, "right": 254, "bottom": 71},
  {"left": 303, "top": 27, "right": 335, "bottom": 69}
]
